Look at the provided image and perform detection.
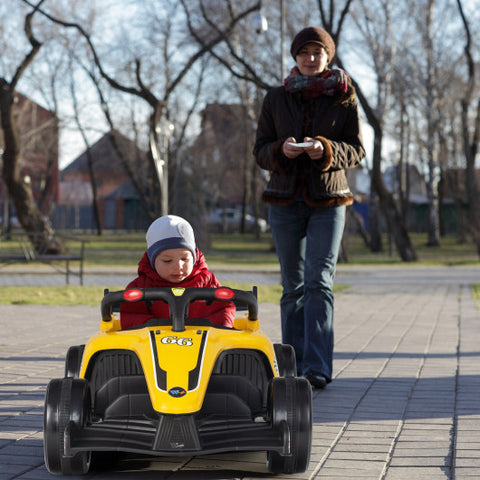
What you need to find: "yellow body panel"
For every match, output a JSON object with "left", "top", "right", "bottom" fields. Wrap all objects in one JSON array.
[{"left": 80, "top": 314, "right": 277, "bottom": 414}]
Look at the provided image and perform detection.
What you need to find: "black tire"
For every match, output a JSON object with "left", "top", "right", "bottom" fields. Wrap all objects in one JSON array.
[
  {"left": 266, "top": 376, "right": 312, "bottom": 474},
  {"left": 273, "top": 344, "right": 296, "bottom": 377},
  {"left": 44, "top": 377, "right": 91, "bottom": 475},
  {"left": 64, "top": 345, "right": 85, "bottom": 378}
]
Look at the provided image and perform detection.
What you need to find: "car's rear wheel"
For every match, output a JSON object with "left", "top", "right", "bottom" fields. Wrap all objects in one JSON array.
[
  {"left": 266, "top": 376, "right": 312, "bottom": 474},
  {"left": 44, "top": 377, "right": 91, "bottom": 475},
  {"left": 273, "top": 344, "right": 296, "bottom": 377},
  {"left": 64, "top": 345, "right": 85, "bottom": 378}
]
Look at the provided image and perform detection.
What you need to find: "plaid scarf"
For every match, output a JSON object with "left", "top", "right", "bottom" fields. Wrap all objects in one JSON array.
[{"left": 284, "top": 67, "right": 349, "bottom": 97}]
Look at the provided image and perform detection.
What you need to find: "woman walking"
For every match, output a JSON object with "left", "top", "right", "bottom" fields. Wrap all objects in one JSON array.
[{"left": 254, "top": 26, "right": 365, "bottom": 388}]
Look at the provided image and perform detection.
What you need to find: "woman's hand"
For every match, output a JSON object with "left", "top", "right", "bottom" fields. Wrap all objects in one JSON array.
[
  {"left": 282, "top": 137, "right": 303, "bottom": 158},
  {"left": 303, "top": 137, "right": 324, "bottom": 160},
  {"left": 282, "top": 137, "right": 324, "bottom": 159}
]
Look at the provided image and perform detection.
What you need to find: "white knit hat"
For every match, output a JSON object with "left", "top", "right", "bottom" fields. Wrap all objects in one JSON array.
[{"left": 146, "top": 215, "right": 196, "bottom": 268}]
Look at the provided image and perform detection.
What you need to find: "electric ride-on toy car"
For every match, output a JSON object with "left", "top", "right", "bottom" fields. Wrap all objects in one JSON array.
[{"left": 43, "top": 287, "right": 312, "bottom": 475}]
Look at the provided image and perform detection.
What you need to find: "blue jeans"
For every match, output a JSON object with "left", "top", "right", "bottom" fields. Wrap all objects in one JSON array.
[{"left": 269, "top": 202, "right": 346, "bottom": 381}]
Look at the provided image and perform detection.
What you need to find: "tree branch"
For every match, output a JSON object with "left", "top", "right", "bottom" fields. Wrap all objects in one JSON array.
[
  {"left": 11, "top": 0, "right": 45, "bottom": 90},
  {"left": 20, "top": 0, "right": 160, "bottom": 105},
  {"left": 179, "top": 0, "right": 270, "bottom": 90}
]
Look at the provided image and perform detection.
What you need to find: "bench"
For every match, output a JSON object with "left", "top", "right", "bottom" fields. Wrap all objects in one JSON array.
[{"left": 0, "top": 232, "right": 88, "bottom": 285}]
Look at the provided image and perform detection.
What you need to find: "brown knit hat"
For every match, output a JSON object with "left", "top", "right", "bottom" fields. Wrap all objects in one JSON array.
[{"left": 290, "top": 26, "right": 336, "bottom": 63}]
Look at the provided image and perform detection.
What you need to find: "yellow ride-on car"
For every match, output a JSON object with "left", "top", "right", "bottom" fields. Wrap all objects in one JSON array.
[{"left": 43, "top": 287, "right": 312, "bottom": 475}]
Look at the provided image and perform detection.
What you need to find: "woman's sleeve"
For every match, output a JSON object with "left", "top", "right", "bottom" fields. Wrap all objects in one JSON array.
[
  {"left": 253, "top": 90, "right": 291, "bottom": 173},
  {"left": 320, "top": 103, "right": 366, "bottom": 171}
]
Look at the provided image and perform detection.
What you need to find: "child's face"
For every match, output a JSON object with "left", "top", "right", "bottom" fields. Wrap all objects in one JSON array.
[{"left": 154, "top": 248, "right": 194, "bottom": 283}]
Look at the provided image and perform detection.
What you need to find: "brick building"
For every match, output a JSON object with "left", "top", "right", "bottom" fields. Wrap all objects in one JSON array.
[{"left": 58, "top": 131, "right": 149, "bottom": 230}]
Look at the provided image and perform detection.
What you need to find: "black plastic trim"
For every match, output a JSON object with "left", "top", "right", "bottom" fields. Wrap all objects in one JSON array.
[
  {"left": 188, "top": 331, "right": 208, "bottom": 390},
  {"left": 149, "top": 332, "right": 167, "bottom": 391},
  {"left": 67, "top": 416, "right": 287, "bottom": 457}
]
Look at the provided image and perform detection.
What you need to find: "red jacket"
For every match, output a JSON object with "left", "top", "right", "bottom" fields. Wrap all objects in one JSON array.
[{"left": 120, "top": 249, "right": 235, "bottom": 329}]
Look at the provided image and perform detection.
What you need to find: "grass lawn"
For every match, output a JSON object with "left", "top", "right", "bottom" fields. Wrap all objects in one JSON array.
[
  {"left": 0, "top": 283, "right": 283, "bottom": 306},
  {"left": 3, "top": 229, "right": 478, "bottom": 269},
  {"left": 78, "top": 230, "right": 480, "bottom": 268},
  {"left": 0, "top": 230, "right": 478, "bottom": 306},
  {"left": 473, "top": 284, "right": 480, "bottom": 303}
]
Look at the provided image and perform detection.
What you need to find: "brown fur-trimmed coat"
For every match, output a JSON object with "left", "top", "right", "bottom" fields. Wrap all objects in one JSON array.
[{"left": 253, "top": 84, "right": 365, "bottom": 208}]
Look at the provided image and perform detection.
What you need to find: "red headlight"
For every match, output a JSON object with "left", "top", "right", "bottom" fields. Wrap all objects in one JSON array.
[
  {"left": 214, "top": 287, "right": 235, "bottom": 300},
  {"left": 123, "top": 289, "right": 144, "bottom": 301}
]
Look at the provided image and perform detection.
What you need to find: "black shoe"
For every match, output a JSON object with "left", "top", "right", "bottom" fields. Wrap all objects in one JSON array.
[{"left": 306, "top": 374, "right": 327, "bottom": 389}]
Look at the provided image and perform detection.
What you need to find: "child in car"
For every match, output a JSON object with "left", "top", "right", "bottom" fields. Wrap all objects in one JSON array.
[{"left": 120, "top": 215, "right": 235, "bottom": 329}]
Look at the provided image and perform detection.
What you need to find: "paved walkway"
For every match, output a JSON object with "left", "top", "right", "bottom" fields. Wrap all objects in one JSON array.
[{"left": 0, "top": 265, "right": 479, "bottom": 479}]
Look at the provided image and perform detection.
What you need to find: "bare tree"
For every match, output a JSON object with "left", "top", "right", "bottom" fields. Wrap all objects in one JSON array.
[
  {"left": 419, "top": 0, "right": 441, "bottom": 246},
  {"left": 68, "top": 61, "right": 102, "bottom": 235},
  {"left": 1, "top": 0, "right": 65, "bottom": 253},
  {"left": 25, "top": 0, "right": 263, "bottom": 221},
  {"left": 456, "top": 0, "right": 480, "bottom": 255},
  {"left": 392, "top": 0, "right": 469, "bottom": 245},
  {"left": 7, "top": 0, "right": 476, "bottom": 254},
  {"left": 347, "top": 0, "right": 392, "bottom": 253},
  {"left": 396, "top": 97, "right": 412, "bottom": 227},
  {"left": 180, "top": 0, "right": 269, "bottom": 89},
  {"left": 321, "top": 0, "right": 417, "bottom": 261}
]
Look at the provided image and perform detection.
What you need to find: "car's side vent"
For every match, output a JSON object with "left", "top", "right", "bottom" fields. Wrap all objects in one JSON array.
[
  {"left": 85, "top": 349, "right": 143, "bottom": 394},
  {"left": 213, "top": 349, "right": 273, "bottom": 400}
]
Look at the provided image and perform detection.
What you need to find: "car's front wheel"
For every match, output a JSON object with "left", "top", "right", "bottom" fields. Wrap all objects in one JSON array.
[
  {"left": 43, "top": 377, "right": 91, "bottom": 475},
  {"left": 266, "top": 376, "right": 312, "bottom": 474}
]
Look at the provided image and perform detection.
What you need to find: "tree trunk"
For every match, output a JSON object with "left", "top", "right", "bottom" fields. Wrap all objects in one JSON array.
[
  {"left": 424, "top": 0, "right": 441, "bottom": 247},
  {"left": 398, "top": 102, "right": 411, "bottom": 225},
  {"left": 336, "top": 52, "right": 416, "bottom": 261},
  {"left": 368, "top": 189, "right": 383, "bottom": 252},
  {"left": 370, "top": 129, "right": 417, "bottom": 261},
  {"left": 85, "top": 145, "right": 103, "bottom": 235},
  {"left": 0, "top": 81, "right": 65, "bottom": 254},
  {"left": 425, "top": 174, "right": 441, "bottom": 246}
]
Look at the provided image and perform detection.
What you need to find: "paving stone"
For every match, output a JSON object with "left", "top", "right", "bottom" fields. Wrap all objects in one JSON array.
[
  {"left": 384, "top": 466, "right": 452, "bottom": 479},
  {"left": 389, "top": 456, "right": 451, "bottom": 467},
  {"left": 1, "top": 266, "right": 479, "bottom": 479}
]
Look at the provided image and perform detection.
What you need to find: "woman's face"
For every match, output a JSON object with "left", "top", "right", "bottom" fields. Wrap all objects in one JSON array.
[
  {"left": 154, "top": 248, "right": 194, "bottom": 283},
  {"left": 295, "top": 42, "right": 329, "bottom": 76}
]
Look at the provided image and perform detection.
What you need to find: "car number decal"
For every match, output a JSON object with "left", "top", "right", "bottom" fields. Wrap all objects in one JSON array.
[
  {"left": 161, "top": 336, "right": 193, "bottom": 346},
  {"left": 149, "top": 330, "right": 208, "bottom": 393}
]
